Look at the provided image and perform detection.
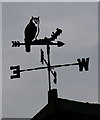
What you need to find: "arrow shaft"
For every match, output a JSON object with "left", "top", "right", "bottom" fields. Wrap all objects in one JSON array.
[{"left": 13, "top": 41, "right": 58, "bottom": 46}]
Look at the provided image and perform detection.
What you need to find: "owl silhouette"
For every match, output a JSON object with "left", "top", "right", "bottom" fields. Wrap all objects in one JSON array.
[{"left": 24, "top": 16, "right": 39, "bottom": 52}]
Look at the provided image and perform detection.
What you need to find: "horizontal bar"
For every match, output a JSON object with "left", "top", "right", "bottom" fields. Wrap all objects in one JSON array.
[{"left": 19, "top": 62, "right": 79, "bottom": 72}]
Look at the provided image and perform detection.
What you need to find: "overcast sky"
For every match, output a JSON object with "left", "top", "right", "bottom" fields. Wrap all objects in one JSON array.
[
  {"left": 99, "top": 1, "right": 100, "bottom": 104},
  {"left": 0, "top": 1, "right": 2, "bottom": 120},
  {"left": 2, "top": 2, "right": 98, "bottom": 118}
]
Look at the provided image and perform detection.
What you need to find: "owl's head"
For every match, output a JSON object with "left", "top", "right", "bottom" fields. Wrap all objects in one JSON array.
[
  {"left": 30, "top": 16, "right": 40, "bottom": 24},
  {"left": 33, "top": 16, "right": 40, "bottom": 24}
]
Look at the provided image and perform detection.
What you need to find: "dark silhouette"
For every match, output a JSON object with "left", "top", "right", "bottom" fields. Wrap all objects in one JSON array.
[
  {"left": 11, "top": 23, "right": 65, "bottom": 91},
  {"left": 10, "top": 57, "right": 90, "bottom": 80},
  {"left": 9, "top": 16, "right": 96, "bottom": 120},
  {"left": 2, "top": 90, "right": 100, "bottom": 120},
  {"left": 10, "top": 65, "right": 20, "bottom": 79},
  {"left": 12, "top": 28, "right": 64, "bottom": 48},
  {"left": 30, "top": 89, "right": 100, "bottom": 120},
  {"left": 24, "top": 16, "right": 39, "bottom": 52},
  {"left": 77, "top": 58, "right": 89, "bottom": 71},
  {"left": 10, "top": 16, "right": 90, "bottom": 91}
]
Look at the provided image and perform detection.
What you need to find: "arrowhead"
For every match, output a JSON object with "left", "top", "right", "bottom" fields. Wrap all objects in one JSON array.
[{"left": 57, "top": 41, "right": 65, "bottom": 47}]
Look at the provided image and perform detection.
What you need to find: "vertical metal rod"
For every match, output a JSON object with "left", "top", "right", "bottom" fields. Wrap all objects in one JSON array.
[{"left": 47, "top": 43, "right": 51, "bottom": 91}]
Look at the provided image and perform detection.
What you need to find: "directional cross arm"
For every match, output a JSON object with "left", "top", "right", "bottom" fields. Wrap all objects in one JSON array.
[{"left": 10, "top": 57, "right": 89, "bottom": 79}]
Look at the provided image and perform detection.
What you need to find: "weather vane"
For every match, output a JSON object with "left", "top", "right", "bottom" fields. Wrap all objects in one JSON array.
[{"left": 10, "top": 16, "right": 90, "bottom": 91}]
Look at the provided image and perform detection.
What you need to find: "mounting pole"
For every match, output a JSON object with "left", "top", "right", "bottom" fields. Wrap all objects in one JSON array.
[{"left": 47, "top": 43, "right": 51, "bottom": 91}]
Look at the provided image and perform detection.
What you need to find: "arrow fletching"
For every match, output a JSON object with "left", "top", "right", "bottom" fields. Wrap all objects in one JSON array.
[{"left": 12, "top": 41, "right": 20, "bottom": 47}]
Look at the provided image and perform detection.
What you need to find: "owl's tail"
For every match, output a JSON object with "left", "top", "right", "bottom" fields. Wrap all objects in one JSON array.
[{"left": 24, "top": 39, "right": 31, "bottom": 53}]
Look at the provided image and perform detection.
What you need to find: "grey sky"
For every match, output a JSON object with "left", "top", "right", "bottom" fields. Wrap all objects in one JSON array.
[
  {"left": 2, "top": 2, "right": 98, "bottom": 118},
  {"left": 98, "top": 1, "right": 100, "bottom": 104},
  {"left": 0, "top": 1, "right": 2, "bottom": 120}
]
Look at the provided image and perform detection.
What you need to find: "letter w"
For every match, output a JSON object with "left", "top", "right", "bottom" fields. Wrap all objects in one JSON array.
[{"left": 77, "top": 58, "right": 90, "bottom": 72}]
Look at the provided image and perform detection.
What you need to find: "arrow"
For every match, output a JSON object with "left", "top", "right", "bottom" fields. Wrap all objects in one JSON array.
[
  {"left": 11, "top": 28, "right": 64, "bottom": 54},
  {"left": 12, "top": 40, "right": 65, "bottom": 48}
]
